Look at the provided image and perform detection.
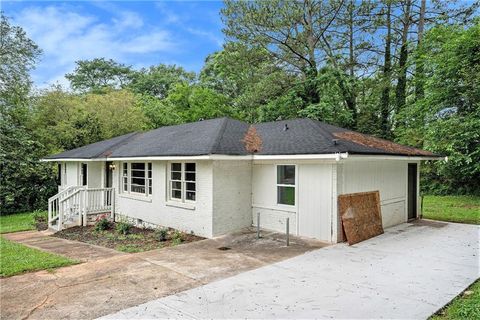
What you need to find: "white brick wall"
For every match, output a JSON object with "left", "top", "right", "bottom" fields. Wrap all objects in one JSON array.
[
  {"left": 212, "top": 160, "right": 252, "bottom": 236},
  {"left": 113, "top": 160, "right": 214, "bottom": 238}
]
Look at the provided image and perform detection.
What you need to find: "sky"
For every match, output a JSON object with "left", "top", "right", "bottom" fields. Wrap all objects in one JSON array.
[{"left": 2, "top": 1, "right": 225, "bottom": 88}]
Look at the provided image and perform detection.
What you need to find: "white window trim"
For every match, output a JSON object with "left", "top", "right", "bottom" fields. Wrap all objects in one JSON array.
[
  {"left": 167, "top": 162, "right": 196, "bottom": 204},
  {"left": 120, "top": 162, "right": 152, "bottom": 197},
  {"left": 275, "top": 164, "right": 297, "bottom": 207}
]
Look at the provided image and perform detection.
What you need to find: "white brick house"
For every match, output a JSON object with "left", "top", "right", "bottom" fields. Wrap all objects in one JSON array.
[{"left": 43, "top": 118, "right": 443, "bottom": 242}]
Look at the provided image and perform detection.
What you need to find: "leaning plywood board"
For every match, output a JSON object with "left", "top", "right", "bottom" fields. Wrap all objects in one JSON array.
[{"left": 338, "top": 191, "right": 384, "bottom": 245}]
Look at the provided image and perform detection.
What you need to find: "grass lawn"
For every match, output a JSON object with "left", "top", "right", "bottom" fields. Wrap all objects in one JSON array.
[
  {"left": 431, "top": 279, "right": 480, "bottom": 319},
  {"left": 422, "top": 195, "right": 479, "bottom": 225},
  {"left": 0, "top": 212, "right": 37, "bottom": 234},
  {"left": 0, "top": 237, "right": 76, "bottom": 277}
]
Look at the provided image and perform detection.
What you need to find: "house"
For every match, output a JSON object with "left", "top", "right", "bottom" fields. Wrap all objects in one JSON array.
[{"left": 43, "top": 117, "right": 443, "bottom": 243}]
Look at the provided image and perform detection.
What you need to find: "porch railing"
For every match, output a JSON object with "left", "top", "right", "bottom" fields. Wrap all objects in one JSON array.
[{"left": 48, "top": 187, "right": 115, "bottom": 231}]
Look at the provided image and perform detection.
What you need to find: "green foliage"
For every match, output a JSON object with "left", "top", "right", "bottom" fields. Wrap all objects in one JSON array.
[
  {"left": 0, "top": 237, "right": 76, "bottom": 277},
  {"left": 396, "top": 21, "right": 480, "bottom": 194},
  {"left": 65, "top": 58, "right": 133, "bottom": 93},
  {"left": 116, "top": 221, "right": 133, "bottom": 235},
  {"left": 171, "top": 230, "right": 183, "bottom": 245},
  {"left": 94, "top": 216, "right": 111, "bottom": 232},
  {"left": 129, "top": 64, "right": 195, "bottom": 98},
  {"left": 422, "top": 195, "right": 479, "bottom": 225},
  {"left": 155, "top": 227, "right": 169, "bottom": 242}
]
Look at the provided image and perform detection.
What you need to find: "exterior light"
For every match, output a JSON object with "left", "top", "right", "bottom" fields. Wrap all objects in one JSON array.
[{"left": 109, "top": 163, "right": 116, "bottom": 170}]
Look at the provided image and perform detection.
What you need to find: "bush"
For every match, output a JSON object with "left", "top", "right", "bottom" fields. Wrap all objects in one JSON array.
[
  {"left": 32, "top": 210, "right": 47, "bottom": 223},
  {"left": 94, "top": 215, "right": 111, "bottom": 231},
  {"left": 155, "top": 227, "right": 168, "bottom": 242},
  {"left": 116, "top": 221, "right": 132, "bottom": 235},
  {"left": 171, "top": 230, "right": 183, "bottom": 245}
]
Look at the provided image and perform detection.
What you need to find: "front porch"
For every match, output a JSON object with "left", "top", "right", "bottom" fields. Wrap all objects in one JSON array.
[{"left": 48, "top": 186, "right": 115, "bottom": 231}]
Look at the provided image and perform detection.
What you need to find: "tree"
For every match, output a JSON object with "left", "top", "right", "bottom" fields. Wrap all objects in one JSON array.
[
  {"left": 221, "top": 0, "right": 344, "bottom": 106},
  {"left": 0, "top": 14, "right": 54, "bottom": 214},
  {"left": 65, "top": 58, "right": 133, "bottom": 93},
  {"left": 129, "top": 64, "right": 196, "bottom": 98},
  {"left": 200, "top": 43, "right": 295, "bottom": 122},
  {"left": 396, "top": 21, "right": 480, "bottom": 194}
]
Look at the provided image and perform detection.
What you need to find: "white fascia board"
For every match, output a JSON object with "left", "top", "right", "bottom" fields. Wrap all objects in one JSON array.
[
  {"left": 252, "top": 153, "right": 348, "bottom": 161},
  {"left": 345, "top": 155, "right": 446, "bottom": 161},
  {"left": 40, "top": 158, "right": 106, "bottom": 162}
]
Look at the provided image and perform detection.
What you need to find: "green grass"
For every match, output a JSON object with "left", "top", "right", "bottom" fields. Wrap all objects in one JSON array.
[
  {"left": 0, "top": 212, "right": 38, "bottom": 234},
  {"left": 430, "top": 279, "right": 480, "bottom": 319},
  {"left": 422, "top": 196, "right": 480, "bottom": 225},
  {"left": 0, "top": 237, "right": 76, "bottom": 277}
]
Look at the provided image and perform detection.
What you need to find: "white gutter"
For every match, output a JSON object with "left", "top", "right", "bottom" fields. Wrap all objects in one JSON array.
[{"left": 41, "top": 152, "right": 443, "bottom": 162}]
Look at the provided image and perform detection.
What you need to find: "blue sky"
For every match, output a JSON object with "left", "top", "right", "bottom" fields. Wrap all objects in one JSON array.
[{"left": 2, "top": 1, "right": 225, "bottom": 88}]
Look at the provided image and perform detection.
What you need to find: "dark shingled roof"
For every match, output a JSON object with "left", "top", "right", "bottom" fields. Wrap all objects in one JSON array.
[{"left": 45, "top": 117, "right": 438, "bottom": 159}]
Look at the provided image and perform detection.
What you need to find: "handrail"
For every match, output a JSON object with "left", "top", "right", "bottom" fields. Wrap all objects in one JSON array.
[{"left": 48, "top": 186, "right": 115, "bottom": 231}]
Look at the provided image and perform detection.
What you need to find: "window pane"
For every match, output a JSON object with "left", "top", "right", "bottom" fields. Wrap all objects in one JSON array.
[
  {"left": 185, "top": 163, "right": 196, "bottom": 172},
  {"left": 171, "top": 181, "right": 182, "bottom": 190},
  {"left": 131, "top": 177, "right": 145, "bottom": 186},
  {"left": 171, "top": 163, "right": 181, "bottom": 171},
  {"left": 277, "top": 165, "right": 295, "bottom": 185},
  {"left": 186, "top": 182, "right": 196, "bottom": 191},
  {"left": 131, "top": 163, "right": 145, "bottom": 170},
  {"left": 171, "top": 172, "right": 181, "bottom": 180},
  {"left": 186, "top": 191, "right": 196, "bottom": 201},
  {"left": 278, "top": 186, "right": 295, "bottom": 205},
  {"left": 131, "top": 185, "right": 145, "bottom": 194},
  {"left": 172, "top": 189, "right": 181, "bottom": 199},
  {"left": 131, "top": 170, "right": 145, "bottom": 178},
  {"left": 185, "top": 172, "right": 196, "bottom": 181},
  {"left": 148, "top": 185, "right": 152, "bottom": 195}
]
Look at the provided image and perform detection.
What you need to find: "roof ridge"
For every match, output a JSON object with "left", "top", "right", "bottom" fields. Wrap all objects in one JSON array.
[
  {"left": 208, "top": 117, "right": 231, "bottom": 154},
  {"left": 94, "top": 132, "right": 140, "bottom": 158}
]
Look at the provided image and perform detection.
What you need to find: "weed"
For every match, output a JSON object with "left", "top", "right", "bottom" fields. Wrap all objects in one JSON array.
[
  {"left": 116, "top": 221, "right": 133, "bottom": 235},
  {"left": 155, "top": 227, "right": 169, "bottom": 242}
]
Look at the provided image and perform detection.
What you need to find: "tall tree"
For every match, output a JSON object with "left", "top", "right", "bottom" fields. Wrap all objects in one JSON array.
[
  {"left": 395, "top": 0, "right": 412, "bottom": 114},
  {"left": 380, "top": 0, "right": 393, "bottom": 138},
  {"left": 65, "top": 58, "right": 133, "bottom": 93},
  {"left": 221, "top": 0, "right": 344, "bottom": 106}
]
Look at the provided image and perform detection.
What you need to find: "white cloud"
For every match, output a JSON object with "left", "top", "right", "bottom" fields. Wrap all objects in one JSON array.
[
  {"left": 186, "top": 27, "right": 223, "bottom": 47},
  {"left": 12, "top": 5, "right": 178, "bottom": 87}
]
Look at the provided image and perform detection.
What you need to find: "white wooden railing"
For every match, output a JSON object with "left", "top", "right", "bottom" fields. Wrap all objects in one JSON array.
[{"left": 48, "top": 187, "right": 115, "bottom": 231}]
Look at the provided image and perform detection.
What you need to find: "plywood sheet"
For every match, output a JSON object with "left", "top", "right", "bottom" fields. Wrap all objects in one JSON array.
[{"left": 338, "top": 191, "right": 384, "bottom": 245}]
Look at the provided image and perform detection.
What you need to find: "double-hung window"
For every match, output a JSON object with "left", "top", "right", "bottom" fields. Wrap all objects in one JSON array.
[
  {"left": 169, "top": 163, "right": 196, "bottom": 202},
  {"left": 277, "top": 165, "right": 295, "bottom": 206},
  {"left": 121, "top": 162, "right": 152, "bottom": 196}
]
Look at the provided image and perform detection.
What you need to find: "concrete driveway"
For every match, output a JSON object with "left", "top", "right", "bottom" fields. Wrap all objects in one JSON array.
[
  {"left": 0, "top": 229, "right": 324, "bottom": 320},
  {"left": 102, "top": 220, "right": 480, "bottom": 319}
]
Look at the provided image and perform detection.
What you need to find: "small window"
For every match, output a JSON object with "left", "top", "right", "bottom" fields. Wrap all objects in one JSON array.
[
  {"left": 169, "top": 162, "right": 196, "bottom": 202},
  {"left": 130, "top": 162, "right": 146, "bottom": 194},
  {"left": 147, "top": 163, "right": 152, "bottom": 195},
  {"left": 277, "top": 165, "right": 295, "bottom": 206}
]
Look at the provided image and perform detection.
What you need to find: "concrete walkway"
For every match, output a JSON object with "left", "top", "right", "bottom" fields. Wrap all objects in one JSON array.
[
  {"left": 1, "top": 229, "right": 324, "bottom": 319},
  {"left": 102, "top": 220, "right": 480, "bottom": 319},
  {"left": 3, "top": 230, "right": 124, "bottom": 262}
]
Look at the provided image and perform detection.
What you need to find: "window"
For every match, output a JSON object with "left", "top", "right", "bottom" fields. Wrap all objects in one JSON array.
[
  {"left": 277, "top": 165, "right": 295, "bottom": 206},
  {"left": 57, "top": 163, "right": 62, "bottom": 185},
  {"left": 121, "top": 162, "right": 152, "bottom": 196},
  {"left": 81, "top": 163, "right": 88, "bottom": 186},
  {"left": 169, "top": 163, "right": 196, "bottom": 202}
]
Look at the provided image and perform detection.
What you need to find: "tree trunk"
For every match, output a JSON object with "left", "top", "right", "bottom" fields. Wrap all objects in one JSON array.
[
  {"left": 380, "top": 0, "right": 392, "bottom": 138},
  {"left": 395, "top": 0, "right": 411, "bottom": 113},
  {"left": 415, "top": 0, "right": 426, "bottom": 100},
  {"left": 303, "top": 0, "right": 320, "bottom": 105}
]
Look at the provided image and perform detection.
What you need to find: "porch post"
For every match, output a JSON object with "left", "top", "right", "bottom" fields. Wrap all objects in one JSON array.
[
  {"left": 83, "top": 188, "right": 87, "bottom": 227},
  {"left": 111, "top": 188, "right": 115, "bottom": 221}
]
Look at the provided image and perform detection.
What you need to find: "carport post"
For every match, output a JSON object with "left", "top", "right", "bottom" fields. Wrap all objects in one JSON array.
[
  {"left": 256, "top": 212, "right": 260, "bottom": 240},
  {"left": 286, "top": 218, "right": 290, "bottom": 246}
]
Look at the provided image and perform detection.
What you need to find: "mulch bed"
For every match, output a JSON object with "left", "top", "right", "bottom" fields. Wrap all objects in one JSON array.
[{"left": 52, "top": 224, "right": 204, "bottom": 253}]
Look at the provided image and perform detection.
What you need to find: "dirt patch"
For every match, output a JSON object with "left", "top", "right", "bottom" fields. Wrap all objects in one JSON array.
[{"left": 53, "top": 224, "right": 204, "bottom": 253}]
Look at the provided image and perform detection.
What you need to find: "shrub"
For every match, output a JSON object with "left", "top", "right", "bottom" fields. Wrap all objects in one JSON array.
[
  {"left": 155, "top": 227, "right": 168, "bottom": 242},
  {"left": 171, "top": 230, "right": 183, "bottom": 245},
  {"left": 94, "top": 214, "right": 111, "bottom": 231},
  {"left": 116, "top": 221, "right": 132, "bottom": 235},
  {"left": 32, "top": 210, "right": 47, "bottom": 223}
]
